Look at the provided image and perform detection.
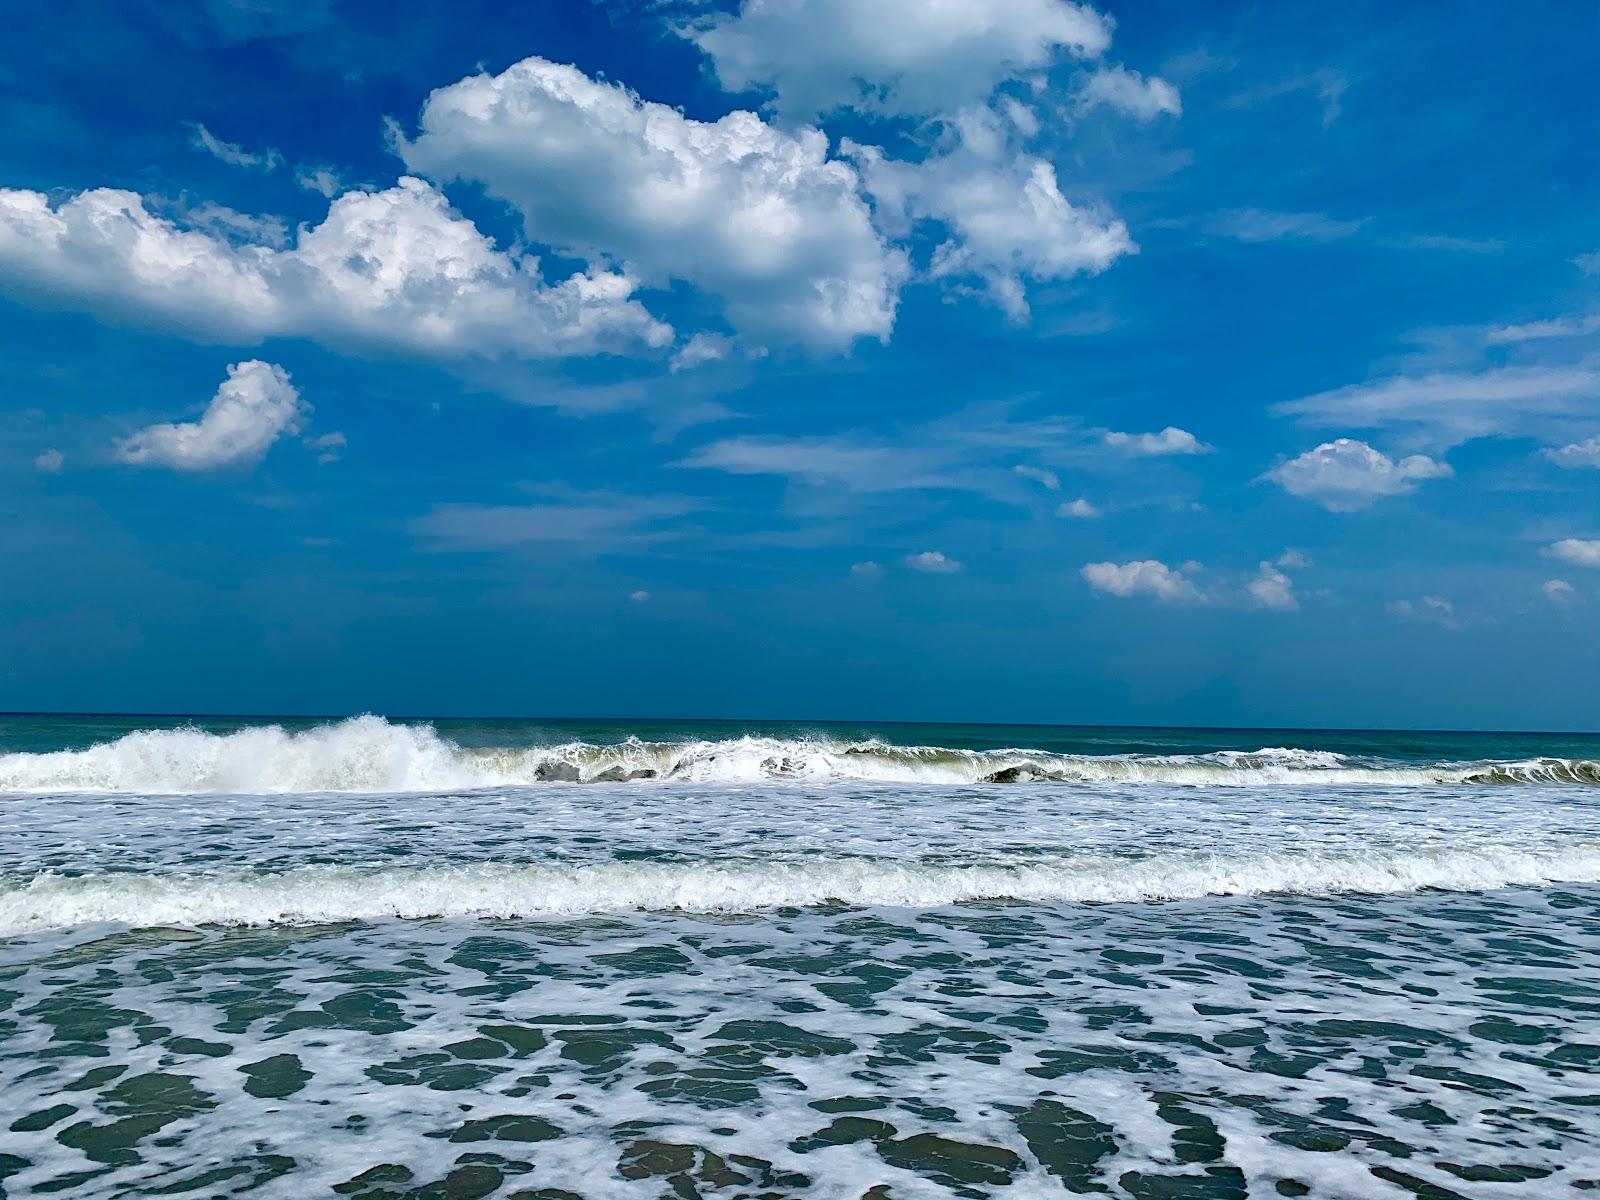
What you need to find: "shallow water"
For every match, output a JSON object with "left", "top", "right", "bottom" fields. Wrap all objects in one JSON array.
[{"left": 1, "top": 717, "right": 1598, "bottom": 1197}]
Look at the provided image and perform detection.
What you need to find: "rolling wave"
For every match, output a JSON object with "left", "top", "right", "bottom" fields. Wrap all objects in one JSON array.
[
  {"left": 6, "top": 843, "right": 1599, "bottom": 932},
  {"left": 1, "top": 715, "right": 1596, "bottom": 794}
]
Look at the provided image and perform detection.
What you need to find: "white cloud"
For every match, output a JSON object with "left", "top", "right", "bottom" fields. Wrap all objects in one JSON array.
[
  {"left": 1082, "top": 559, "right": 1202, "bottom": 603},
  {"left": 179, "top": 201, "right": 290, "bottom": 248},
  {"left": 850, "top": 560, "right": 882, "bottom": 576},
  {"left": 1276, "top": 365, "right": 1600, "bottom": 449},
  {"left": 1544, "top": 437, "right": 1600, "bottom": 469},
  {"left": 1209, "top": 208, "right": 1363, "bottom": 243},
  {"left": 1247, "top": 561, "right": 1297, "bottom": 610},
  {"left": 1224, "top": 69, "right": 1347, "bottom": 128},
  {"left": 906, "top": 550, "right": 962, "bottom": 573},
  {"left": 1484, "top": 314, "right": 1600, "bottom": 345},
  {"left": 1076, "top": 66, "right": 1181, "bottom": 121},
  {"left": 34, "top": 448, "right": 63, "bottom": 474},
  {"left": 629, "top": 589, "right": 651, "bottom": 603},
  {"left": 116, "top": 360, "right": 306, "bottom": 471},
  {"left": 399, "top": 57, "right": 903, "bottom": 350},
  {"left": 303, "top": 430, "right": 346, "bottom": 464},
  {"left": 1266, "top": 438, "right": 1450, "bottom": 511},
  {"left": 845, "top": 108, "right": 1132, "bottom": 320},
  {"left": 678, "top": 434, "right": 954, "bottom": 492},
  {"left": 1575, "top": 250, "right": 1600, "bottom": 276},
  {"left": 188, "top": 123, "right": 282, "bottom": 172},
  {"left": 412, "top": 492, "right": 699, "bottom": 551},
  {"left": 1543, "top": 578, "right": 1578, "bottom": 605},
  {"left": 671, "top": 333, "right": 734, "bottom": 372},
  {"left": 683, "top": 0, "right": 1111, "bottom": 121},
  {"left": 0, "top": 178, "right": 669, "bottom": 361},
  {"left": 1546, "top": 539, "right": 1600, "bottom": 568},
  {"left": 1103, "top": 426, "right": 1209, "bottom": 456},
  {"left": 1057, "top": 497, "right": 1099, "bottom": 518},
  {"left": 1013, "top": 464, "right": 1060, "bottom": 490},
  {"left": 1388, "top": 595, "right": 1459, "bottom": 628},
  {"left": 294, "top": 165, "right": 343, "bottom": 198}
]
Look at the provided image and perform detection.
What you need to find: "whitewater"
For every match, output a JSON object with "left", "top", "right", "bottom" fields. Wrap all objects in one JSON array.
[
  {"left": 3, "top": 713, "right": 1597, "bottom": 791},
  {"left": 2, "top": 714, "right": 1598, "bottom": 1197}
]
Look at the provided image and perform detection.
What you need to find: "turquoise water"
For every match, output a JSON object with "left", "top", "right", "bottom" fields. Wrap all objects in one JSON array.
[{"left": 1, "top": 714, "right": 1598, "bottom": 1197}]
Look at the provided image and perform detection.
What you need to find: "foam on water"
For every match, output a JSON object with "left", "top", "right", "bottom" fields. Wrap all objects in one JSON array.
[
  {"left": 4, "top": 716, "right": 1598, "bottom": 1197},
  {"left": 2, "top": 715, "right": 1596, "bottom": 792},
  {"left": 7, "top": 841, "right": 1600, "bottom": 934},
  {"left": 3, "top": 890, "right": 1599, "bottom": 1198}
]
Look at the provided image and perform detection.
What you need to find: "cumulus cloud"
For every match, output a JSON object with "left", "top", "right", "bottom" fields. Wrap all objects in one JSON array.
[
  {"left": 188, "top": 123, "right": 282, "bottom": 172},
  {"left": 1543, "top": 579, "right": 1578, "bottom": 605},
  {"left": 1265, "top": 438, "right": 1451, "bottom": 511},
  {"left": 1075, "top": 66, "right": 1181, "bottom": 121},
  {"left": 1546, "top": 538, "right": 1600, "bottom": 568},
  {"left": 850, "top": 560, "right": 882, "bottom": 576},
  {"left": 34, "top": 448, "right": 63, "bottom": 474},
  {"left": 682, "top": 0, "right": 1111, "bottom": 121},
  {"left": 1544, "top": 437, "right": 1600, "bottom": 469},
  {"left": 1057, "top": 497, "right": 1098, "bottom": 518},
  {"left": 1013, "top": 464, "right": 1060, "bottom": 490},
  {"left": 1103, "top": 426, "right": 1209, "bottom": 456},
  {"left": 1081, "top": 559, "right": 1202, "bottom": 603},
  {"left": 0, "top": 178, "right": 669, "bottom": 361},
  {"left": 398, "top": 56, "right": 903, "bottom": 350},
  {"left": 905, "top": 550, "right": 962, "bottom": 573},
  {"left": 845, "top": 108, "right": 1132, "bottom": 319},
  {"left": 116, "top": 360, "right": 306, "bottom": 470},
  {"left": 1247, "top": 561, "right": 1297, "bottom": 611}
]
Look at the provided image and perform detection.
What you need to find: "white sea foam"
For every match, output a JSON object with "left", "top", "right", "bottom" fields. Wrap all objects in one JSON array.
[
  {"left": 2, "top": 716, "right": 1595, "bottom": 793},
  {"left": 7, "top": 842, "right": 1600, "bottom": 933}
]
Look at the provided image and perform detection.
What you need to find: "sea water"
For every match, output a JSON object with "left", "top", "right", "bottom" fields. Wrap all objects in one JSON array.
[{"left": 0, "top": 715, "right": 1597, "bottom": 1197}]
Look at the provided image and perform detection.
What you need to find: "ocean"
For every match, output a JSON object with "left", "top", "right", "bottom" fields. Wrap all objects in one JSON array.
[{"left": 1, "top": 714, "right": 1597, "bottom": 1198}]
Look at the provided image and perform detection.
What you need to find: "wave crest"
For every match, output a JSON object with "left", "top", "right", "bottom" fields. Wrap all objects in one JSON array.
[{"left": 1, "top": 716, "right": 1596, "bottom": 794}]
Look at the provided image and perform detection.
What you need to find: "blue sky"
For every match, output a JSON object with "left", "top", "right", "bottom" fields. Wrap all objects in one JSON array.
[{"left": 3, "top": 0, "right": 1598, "bottom": 729}]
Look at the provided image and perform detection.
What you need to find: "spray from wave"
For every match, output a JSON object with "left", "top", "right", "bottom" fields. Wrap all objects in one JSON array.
[
  {"left": 5, "top": 842, "right": 1600, "bottom": 933},
  {"left": 1, "top": 716, "right": 1596, "bottom": 794}
]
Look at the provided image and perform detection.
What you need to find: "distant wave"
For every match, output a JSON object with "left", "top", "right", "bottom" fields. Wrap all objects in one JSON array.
[
  {"left": 1, "top": 716, "right": 1596, "bottom": 794},
  {"left": 5, "top": 843, "right": 1600, "bottom": 933}
]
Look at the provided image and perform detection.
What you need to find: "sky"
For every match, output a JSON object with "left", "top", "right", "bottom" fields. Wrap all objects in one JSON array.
[{"left": 2, "top": 0, "right": 1598, "bottom": 730}]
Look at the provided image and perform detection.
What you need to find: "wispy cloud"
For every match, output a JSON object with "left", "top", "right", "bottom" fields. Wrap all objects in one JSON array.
[
  {"left": 1388, "top": 595, "right": 1460, "bottom": 629},
  {"left": 188, "top": 122, "right": 282, "bottom": 172},
  {"left": 412, "top": 490, "right": 701, "bottom": 552},
  {"left": 1223, "top": 69, "right": 1348, "bottom": 128},
  {"left": 1276, "top": 365, "right": 1600, "bottom": 449},
  {"left": 1208, "top": 208, "right": 1364, "bottom": 244}
]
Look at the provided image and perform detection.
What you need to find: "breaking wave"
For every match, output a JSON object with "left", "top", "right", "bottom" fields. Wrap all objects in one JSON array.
[
  {"left": 6, "top": 843, "right": 1600, "bottom": 933},
  {"left": 1, "top": 716, "right": 1596, "bottom": 794}
]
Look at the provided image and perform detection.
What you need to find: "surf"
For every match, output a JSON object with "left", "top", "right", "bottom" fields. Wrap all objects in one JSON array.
[{"left": 2, "top": 715, "right": 1597, "bottom": 794}]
